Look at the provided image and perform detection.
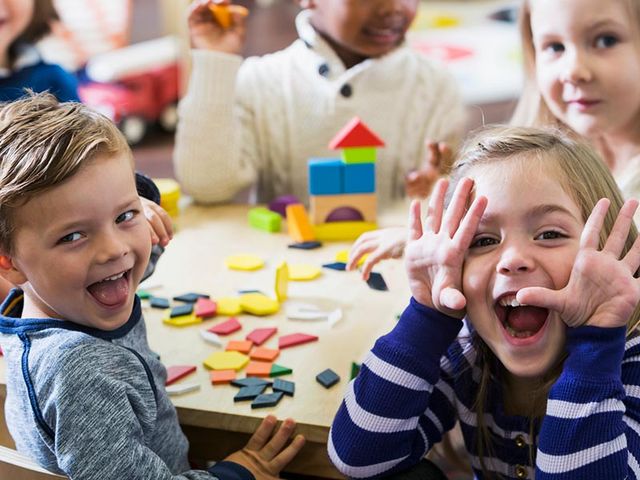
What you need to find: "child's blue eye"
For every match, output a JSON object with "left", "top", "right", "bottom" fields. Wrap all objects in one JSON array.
[
  {"left": 470, "top": 237, "right": 498, "bottom": 248},
  {"left": 546, "top": 42, "right": 564, "bottom": 53},
  {"left": 536, "top": 230, "right": 565, "bottom": 240},
  {"left": 595, "top": 34, "right": 618, "bottom": 48},
  {"left": 116, "top": 210, "right": 136, "bottom": 224},
  {"left": 58, "top": 232, "right": 83, "bottom": 244}
]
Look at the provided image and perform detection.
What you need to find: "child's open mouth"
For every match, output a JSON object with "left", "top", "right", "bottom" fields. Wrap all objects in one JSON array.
[
  {"left": 87, "top": 270, "right": 131, "bottom": 308},
  {"left": 495, "top": 295, "right": 548, "bottom": 339}
]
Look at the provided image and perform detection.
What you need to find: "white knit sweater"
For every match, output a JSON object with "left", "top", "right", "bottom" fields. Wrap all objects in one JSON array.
[{"left": 174, "top": 10, "right": 465, "bottom": 206}]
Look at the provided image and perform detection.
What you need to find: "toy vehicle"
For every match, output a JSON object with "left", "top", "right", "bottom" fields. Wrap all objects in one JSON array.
[{"left": 78, "top": 36, "right": 180, "bottom": 145}]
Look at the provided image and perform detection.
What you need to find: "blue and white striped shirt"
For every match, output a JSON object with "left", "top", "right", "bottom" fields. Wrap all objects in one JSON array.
[{"left": 329, "top": 298, "right": 640, "bottom": 479}]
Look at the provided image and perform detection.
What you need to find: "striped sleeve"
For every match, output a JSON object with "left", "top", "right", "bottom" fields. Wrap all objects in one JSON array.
[
  {"left": 537, "top": 326, "right": 639, "bottom": 479},
  {"left": 328, "top": 298, "right": 463, "bottom": 478}
]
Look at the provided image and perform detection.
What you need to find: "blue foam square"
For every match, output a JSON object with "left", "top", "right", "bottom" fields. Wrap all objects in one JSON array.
[
  {"left": 343, "top": 163, "right": 375, "bottom": 194},
  {"left": 308, "top": 158, "right": 344, "bottom": 195}
]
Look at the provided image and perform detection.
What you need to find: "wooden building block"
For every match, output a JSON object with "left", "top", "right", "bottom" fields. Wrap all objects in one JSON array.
[
  {"left": 343, "top": 163, "right": 375, "bottom": 194},
  {"left": 246, "top": 361, "right": 273, "bottom": 377},
  {"left": 226, "top": 340, "right": 253, "bottom": 354},
  {"left": 313, "top": 221, "right": 377, "bottom": 241},
  {"left": 286, "top": 204, "right": 316, "bottom": 242},
  {"left": 248, "top": 207, "right": 281, "bottom": 233},
  {"left": 250, "top": 347, "right": 280, "bottom": 362},
  {"left": 310, "top": 193, "right": 376, "bottom": 224},
  {"left": 210, "top": 369, "right": 236, "bottom": 384},
  {"left": 308, "top": 158, "right": 343, "bottom": 195},
  {"left": 328, "top": 117, "right": 385, "bottom": 150},
  {"left": 342, "top": 147, "right": 376, "bottom": 164}
]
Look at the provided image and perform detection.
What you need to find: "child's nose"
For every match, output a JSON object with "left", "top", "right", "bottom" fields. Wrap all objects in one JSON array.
[
  {"left": 496, "top": 245, "right": 535, "bottom": 275},
  {"left": 96, "top": 232, "right": 129, "bottom": 263},
  {"left": 561, "top": 49, "right": 593, "bottom": 84}
]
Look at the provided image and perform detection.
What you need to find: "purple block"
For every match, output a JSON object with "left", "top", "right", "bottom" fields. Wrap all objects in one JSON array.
[
  {"left": 325, "top": 206, "right": 363, "bottom": 222},
  {"left": 268, "top": 195, "right": 300, "bottom": 217}
]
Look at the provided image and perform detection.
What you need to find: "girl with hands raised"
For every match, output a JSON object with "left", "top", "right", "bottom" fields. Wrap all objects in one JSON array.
[{"left": 329, "top": 126, "right": 640, "bottom": 479}]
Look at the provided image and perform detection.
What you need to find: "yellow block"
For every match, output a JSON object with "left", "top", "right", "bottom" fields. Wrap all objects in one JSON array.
[
  {"left": 313, "top": 222, "right": 377, "bottom": 241},
  {"left": 335, "top": 249, "right": 368, "bottom": 267},
  {"left": 225, "top": 254, "right": 264, "bottom": 271},
  {"left": 216, "top": 297, "right": 243, "bottom": 316},
  {"left": 209, "top": 4, "right": 248, "bottom": 29},
  {"left": 288, "top": 264, "right": 322, "bottom": 281},
  {"left": 154, "top": 178, "right": 181, "bottom": 217},
  {"left": 240, "top": 293, "right": 280, "bottom": 316},
  {"left": 163, "top": 313, "right": 202, "bottom": 327},
  {"left": 203, "top": 351, "right": 249, "bottom": 371},
  {"left": 275, "top": 262, "right": 289, "bottom": 302}
]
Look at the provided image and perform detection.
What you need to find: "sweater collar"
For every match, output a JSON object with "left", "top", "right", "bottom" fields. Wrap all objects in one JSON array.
[{"left": 0, "top": 288, "right": 142, "bottom": 340}]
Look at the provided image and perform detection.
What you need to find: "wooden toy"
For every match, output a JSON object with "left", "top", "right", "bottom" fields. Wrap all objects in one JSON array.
[
  {"left": 200, "top": 329, "right": 223, "bottom": 347},
  {"left": 166, "top": 383, "right": 200, "bottom": 396},
  {"left": 335, "top": 249, "right": 368, "bottom": 267},
  {"left": 278, "top": 333, "right": 318, "bottom": 349},
  {"left": 208, "top": 3, "right": 249, "bottom": 29},
  {"left": 231, "top": 377, "right": 272, "bottom": 388},
  {"left": 170, "top": 304, "right": 193, "bottom": 318},
  {"left": 251, "top": 391, "right": 284, "bottom": 409},
  {"left": 163, "top": 312, "right": 202, "bottom": 327},
  {"left": 155, "top": 178, "right": 181, "bottom": 218},
  {"left": 322, "top": 262, "right": 347, "bottom": 271},
  {"left": 194, "top": 297, "right": 217, "bottom": 318},
  {"left": 273, "top": 378, "right": 295, "bottom": 397},
  {"left": 165, "top": 365, "right": 197, "bottom": 385},
  {"left": 287, "top": 264, "right": 321, "bottom": 281},
  {"left": 274, "top": 262, "right": 289, "bottom": 302},
  {"left": 286, "top": 304, "right": 330, "bottom": 321},
  {"left": 234, "top": 384, "right": 267, "bottom": 402},
  {"left": 248, "top": 207, "right": 281, "bottom": 233},
  {"left": 208, "top": 317, "right": 242, "bottom": 335},
  {"left": 203, "top": 351, "right": 249, "bottom": 371},
  {"left": 210, "top": 369, "right": 236, "bottom": 384},
  {"left": 313, "top": 221, "right": 377, "bottom": 241},
  {"left": 224, "top": 254, "right": 265, "bottom": 271},
  {"left": 246, "top": 361, "right": 273, "bottom": 377},
  {"left": 343, "top": 163, "right": 375, "bottom": 194},
  {"left": 239, "top": 293, "right": 280, "bottom": 316},
  {"left": 173, "top": 292, "right": 210, "bottom": 303},
  {"left": 310, "top": 193, "right": 376, "bottom": 224},
  {"left": 286, "top": 204, "right": 316, "bottom": 243},
  {"left": 250, "top": 347, "right": 280, "bottom": 362},
  {"left": 308, "top": 159, "right": 343, "bottom": 195},
  {"left": 288, "top": 241, "right": 323, "bottom": 250},
  {"left": 268, "top": 194, "right": 300, "bottom": 217},
  {"left": 216, "top": 297, "right": 243, "bottom": 316},
  {"left": 149, "top": 297, "right": 170, "bottom": 309},
  {"left": 226, "top": 340, "right": 253, "bottom": 354},
  {"left": 246, "top": 327, "right": 277, "bottom": 346},
  {"left": 316, "top": 368, "right": 340, "bottom": 388},
  {"left": 328, "top": 116, "right": 385, "bottom": 160},
  {"left": 270, "top": 364, "right": 293, "bottom": 377},
  {"left": 367, "top": 272, "right": 389, "bottom": 291}
]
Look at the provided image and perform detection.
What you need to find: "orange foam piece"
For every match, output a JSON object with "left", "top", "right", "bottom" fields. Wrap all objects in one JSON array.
[
  {"left": 246, "top": 361, "right": 273, "bottom": 377},
  {"left": 209, "top": 4, "right": 249, "bottom": 29},
  {"left": 286, "top": 204, "right": 316, "bottom": 242},
  {"left": 226, "top": 340, "right": 253, "bottom": 354},
  {"left": 210, "top": 369, "right": 236, "bottom": 384},
  {"left": 250, "top": 347, "right": 280, "bottom": 362}
]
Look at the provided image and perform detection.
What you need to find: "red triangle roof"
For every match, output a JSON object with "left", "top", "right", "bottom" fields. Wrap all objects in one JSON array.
[{"left": 328, "top": 117, "right": 385, "bottom": 149}]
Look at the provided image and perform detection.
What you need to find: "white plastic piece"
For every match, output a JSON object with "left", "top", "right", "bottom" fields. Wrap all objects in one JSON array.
[
  {"left": 166, "top": 383, "right": 200, "bottom": 396},
  {"left": 328, "top": 308, "right": 343, "bottom": 328},
  {"left": 286, "top": 303, "right": 329, "bottom": 321},
  {"left": 200, "top": 329, "right": 223, "bottom": 347}
]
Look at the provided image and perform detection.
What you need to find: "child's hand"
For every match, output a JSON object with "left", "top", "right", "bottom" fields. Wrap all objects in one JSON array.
[
  {"left": 187, "top": 0, "right": 248, "bottom": 54},
  {"left": 404, "top": 178, "right": 487, "bottom": 318},
  {"left": 223, "top": 416, "right": 305, "bottom": 479},
  {"left": 405, "top": 141, "right": 451, "bottom": 199},
  {"left": 517, "top": 198, "right": 640, "bottom": 329},
  {"left": 347, "top": 227, "right": 408, "bottom": 281},
  {"left": 140, "top": 197, "right": 173, "bottom": 247}
]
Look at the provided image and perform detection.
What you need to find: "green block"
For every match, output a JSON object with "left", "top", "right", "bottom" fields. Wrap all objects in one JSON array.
[
  {"left": 350, "top": 362, "right": 361, "bottom": 380},
  {"left": 270, "top": 364, "right": 293, "bottom": 377},
  {"left": 137, "top": 289, "right": 151, "bottom": 299},
  {"left": 248, "top": 207, "right": 281, "bottom": 233},
  {"left": 342, "top": 147, "right": 376, "bottom": 164}
]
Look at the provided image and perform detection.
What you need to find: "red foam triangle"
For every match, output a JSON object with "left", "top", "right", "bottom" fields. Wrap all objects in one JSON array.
[
  {"left": 278, "top": 333, "right": 318, "bottom": 349},
  {"left": 328, "top": 117, "right": 385, "bottom": 149}
]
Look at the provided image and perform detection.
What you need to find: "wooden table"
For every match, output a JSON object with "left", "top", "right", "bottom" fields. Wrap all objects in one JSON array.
[{"left": 0, "top": 202, "right": 413, "bottom": 478}]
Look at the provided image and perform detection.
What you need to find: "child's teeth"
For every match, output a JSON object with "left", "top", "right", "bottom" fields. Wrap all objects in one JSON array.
[{"left": 104, "top": 272, "right": 124, "bottom": 282}]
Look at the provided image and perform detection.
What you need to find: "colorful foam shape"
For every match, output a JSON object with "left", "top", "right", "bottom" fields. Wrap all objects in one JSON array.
[
  {"left": 248, "top": 207, "right": 281, "bottom": 233},
  {"left": 239, "top": 293, "right": 280, "bottom": 316},
  {"left": 342, "top": 147, "right": 377, "bottom": 164},
  {"left": 194, "top": 297, "right": 217, "bottom": 318},
  {"left": 268, "top": 194, "right": 300, "bottom": 217},
  {"left": 200, "top": 329, "right": 223, "bottom": 347},
  {"left": 322, "top": 262, "right": 347, "bottom": 271},
  {"left": 335, "top": 250, "right": 368, "bottom": 267},
  {"left": 203, "top": 350, "right": 249, "bottom": 371},
  {"left": 231, "top": 377, "right": 272, "bottom": 388},
  {"left": 316, "top": 368, "right": 340, "bottom": 388},
  {"left": 274, "top": 262, "right": 289, "bottom": 302},
  {"left": 216, "top": 297, "right": 243, "bottom": 316},
  {"left": 226, "top": 340, "right": 253, "bottom": 354},
  {"left": 270, "top": 364, "right": 293, "bottom": 377},
  {"left": 367, "top": 272, "right": 389, "bottom": 291},
  {"left": 173, "top": 293, "right": 210, "bottom": 303},
  {"left": 246, "top": 361, "right": 273, "bottom": 377},
  {"left": 343, "top": 163, "right": 375, "bottom": 194},
  {"left": 288, "top": 264, "right": 322, "bottom": 281},
  {"left": 208, "top": 3, "right": 248, "bottom": 29},
  {"left": 225, "top": 254, "right": 265, "bottom": 271},
  {"left": 250, "top": 347, "right": 280, "bottom": 362},
  {"left": 278, "top": 333, "right": 318, "bottom": 349},
  {"left": 328, "top": 117, "right": 385, "bottom": 149},
  {"left": 273, "top": 378, "right": 295, "bottom": 397},
  {"left": 288, "top": 241, "right": 323, "bottom": 250},
  {"left": 313, "top": 221, "right": 377, "bottom": 241},
  {"left": 308, "top": 158, "right": 343, "bottom": 195},
  {"left": 234, "top": 384, "right": 267, "bottom": 402},
  {"left": 165, "top": 365, "right": 197, "bottom": 386},
  {"left": 166, "top": 383, "right": 200, "bottom": 396},
  {"left": 170, "top": 303, "right": 193, "bottom": 318},
  {"left": 137, "top": 289, "right": 151, "bottom": 299},
  {"left": 163, "top": 312, "right": 202, "bottom": 327},
  {"left": 310, "top": 193, "right": 376, "bottom": 225},
  {"left": 246, "top": 327, "right": 278, "bottom": 346},
  {"left": 210, "top": 369, "right": 236, "bottom": 384},
  {"left": 251, "top": 391, "right": 284, "bottom": 409},
  {"left": 286, "top": 204, "right": 316, "bottom": 242},
  {"left": 208, "top": 317, "right": 242, "bottom": 335},
  {"left": 149, "top": 297, "right": 170, "bottom": 309}
]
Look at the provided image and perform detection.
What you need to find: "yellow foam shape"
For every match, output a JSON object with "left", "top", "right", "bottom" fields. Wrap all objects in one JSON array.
[
  {"left": 209, "top": 4, "right": 248, "bottom": 29},
  {"left": 275, "top": 262, "right": 289, "bottom": 302},
  {"left": 203, "top": 351, "right": 249, "bottom": 371},
  {"left": 430, "top": 13, "right": 460, "bottom": 28},
  {"left": 240, "top": 293, "right": 280, "bottom": 316},
  {"left": 163, "top": 312, "right": 202, "bottom": 327},
  {"left": 313, "top": 222, "right": 377, "bottom": 241},
  {"left": 335, "top": 249, "right": 368, "bottom": 267},
  {"left": 216, "top": 297, "right": 242, "bottom": 316},
  {"left": 225, "top": 254, "right": 264, "bottom": 271},
  {"left": 288, "top": 264, "right": 321, "bottom": 281}
]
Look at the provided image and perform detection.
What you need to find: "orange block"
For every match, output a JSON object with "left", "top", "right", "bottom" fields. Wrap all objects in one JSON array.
[
  {"left": 210, "top": 369, "right": 236, "bottom": 384},
  {"left": 226, "top": 340, "right": 253, "bottom": 354},
  {"left": 246, "top": 361, "right": 273, "bottom": 377},
  {"left": 286, "top": 204, "right": 316, "bottom": 242},
  {"left": 208, "top": 4, "right": 249, "bottom": 29},
  {"left": 250, "top": 347, "right": 280, "bottom": 362}
]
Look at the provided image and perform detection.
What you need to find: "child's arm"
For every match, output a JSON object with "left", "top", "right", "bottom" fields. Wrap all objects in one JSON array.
[
  {"left": 329, "top": 179, "right": 488, "bottom": 476},
  {"left": 405, "top": 141, "right": 452, "bottom": 199}
]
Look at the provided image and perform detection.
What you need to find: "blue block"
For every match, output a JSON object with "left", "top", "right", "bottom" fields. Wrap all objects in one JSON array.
[
  {"left": 343, "top": 163, "right": 375, "bottom": 194},
  {"left": 309, "top": 158, "right": 344, "bottom": 195}
]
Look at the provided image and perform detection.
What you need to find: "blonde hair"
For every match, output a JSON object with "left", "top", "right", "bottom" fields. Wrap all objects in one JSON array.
[
  {"left": 0, "top": 92, "right": 130, "bottom": 254},
  {"left": 510, "top": 0, "right": 640, "bottom": 127},
  {"left": 449, "top": 125, "right": 640, "bottom": 477}
]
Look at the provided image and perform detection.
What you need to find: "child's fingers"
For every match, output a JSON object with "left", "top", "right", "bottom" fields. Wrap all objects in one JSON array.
[
  {"left": 244, "top": 415, "right": 277, "bottom": 452},
  {"left": 347, "top": 235, "right": 374, "bottom": 270},
  {"left": 148, "top": 224, "right": 159, "bottom": 245},
  {"left": 623, "top": 231, "right": 640, "bottom": 272},
  {"left": 425, "top": 140, "right": 440, "bottom": 169},
  {"left": 452, "top": 195, "right": 487, "bottom": 251},
  {"left": 439, "top": 287, "right": 466, "bottom": 312},
  {"left": 423, "top": 178, "right": 448, "bottom": 233},
  {"left": 442, "top": 177, "right": 473, "bottom": 237},
  {"left": 259, "top": 418, "right": 296, "bottom": 460},
  {"left": 360, "top": 249, "right": 385, "bottom": 281},
  {"left": 580, "top": 198, "right": 610, "bottom": 250},
  {"left": 516, "top": 286, "right": 563, "bottom": 313},
  {"left": 268, "top": 434, "right": 305, "bottom": 473},
  {"left": 407, "top": 199, "right": 424, "bottom": 241},
  {"left": 603, "top": 199, "right": 639, "bottom": 257}
]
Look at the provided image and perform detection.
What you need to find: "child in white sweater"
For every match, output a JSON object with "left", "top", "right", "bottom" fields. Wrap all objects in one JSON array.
[{"left": 174, "top": 0, "right": 465, "bottom": 205}]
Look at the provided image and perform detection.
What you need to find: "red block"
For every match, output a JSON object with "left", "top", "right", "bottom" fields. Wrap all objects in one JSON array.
[
  {"left": 278, "top": 333, "right": 318, "bottom": 349},
  {"left": 166, "top": 365, "right": 197, "bottom": 386},
  {"left": 208, "top": 317, "right": 241, "bottom": 335},
  {"left": 195, "top": 297, "right": 217, "bottom": 318},
  {"left": 246, "top": 327, "right": 277, "bottom": 346}
]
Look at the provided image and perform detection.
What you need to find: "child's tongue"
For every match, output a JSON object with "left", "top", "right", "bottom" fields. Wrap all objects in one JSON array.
[
  {"left": 87, "top": 276, "right": 129, "bottom": 307},
  {"left": 506, "top": 306, "right": 547, "bottom": 334}
]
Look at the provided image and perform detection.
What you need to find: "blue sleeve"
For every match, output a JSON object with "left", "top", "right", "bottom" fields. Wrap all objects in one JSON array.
[
  {"left": 135, "top": 172, "right": 161, "bottom": 204},
  {"left": 209, "top": 461, "right": 255, "bottom": 480},
  {"left": 329, "top": 298, "right": 463, "bottom": 477},
  {"left": 49, "top": 64, "right": 79, "bottom": 102},
  {"left": 537, "top": 326, "right": 640, "bottom": 479}
]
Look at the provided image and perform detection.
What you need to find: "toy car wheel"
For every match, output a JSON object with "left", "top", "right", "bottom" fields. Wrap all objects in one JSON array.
[
  {"left": 119, "top": 115, "right": 147, "bottom": 145},
  {"left": 159, "top": 102, "right": 178, "bottom": 132}
]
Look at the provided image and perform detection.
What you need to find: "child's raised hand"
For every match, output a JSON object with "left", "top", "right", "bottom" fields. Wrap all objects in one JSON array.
[
  {"left": 517, "top": 198, "right": 640, "bottom": 329},
  {"left": 347, "top": 227, "right": 408, "bottom": 280},
  {"left": 223, "top": 416, "right": 305, "bottom": 479},
  {"left": 139, "top": 197, "right": 173, "bottom": 247},
  {"left": 404, "top": 178, "right": 487, "bottom": 318},
  {"left": 405, "top": 141, "right": 451, "bottom": 199},
  {"left": 187, "top": 0, "right": 248, "bottom": 54}
]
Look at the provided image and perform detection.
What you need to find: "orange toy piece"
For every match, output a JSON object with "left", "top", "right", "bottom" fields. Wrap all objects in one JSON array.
[
  {"left": 286, "top": 203, "right": 316, "bottom": 243},
  {"left": 209, "top": 3, "right": 249, "bottom": 29},
  {"left": 246, "top": 361, "right": 273, "bottom": 377},
  {"left": 226, "top": 340, "right": 253, "bottom": 354},
  {"left": 250, "top": 347, "right": 280, "bottom": 362},
  {"left": 210, "top": 369, "right": 236, "bottom": 384}
]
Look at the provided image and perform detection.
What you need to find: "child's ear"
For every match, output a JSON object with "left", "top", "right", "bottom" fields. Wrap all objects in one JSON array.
[
  {"left": 297, "top": 0, "right": 316, "bottom": 9},
  {"left": 0, "top": 254, "right": 26, "bottom": 286}
]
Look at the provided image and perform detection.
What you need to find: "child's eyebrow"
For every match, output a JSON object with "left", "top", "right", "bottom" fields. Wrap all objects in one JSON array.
[{"left": 479, "top": 204, "right": 579, "bottom": 226}]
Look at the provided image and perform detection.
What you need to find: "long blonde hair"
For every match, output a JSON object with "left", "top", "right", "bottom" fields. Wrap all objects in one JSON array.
[{"left": 449, "top": 125, "right": 640, "bottom": 477}]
